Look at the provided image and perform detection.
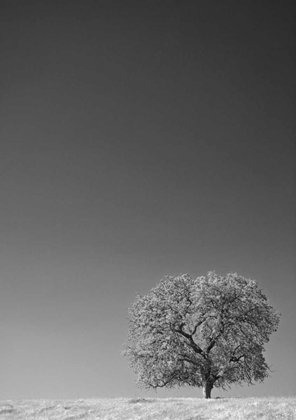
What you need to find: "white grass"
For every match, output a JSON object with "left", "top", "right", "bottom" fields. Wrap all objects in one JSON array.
[{"left": 0, "top": 396, "right": 295, "bottom": 419}]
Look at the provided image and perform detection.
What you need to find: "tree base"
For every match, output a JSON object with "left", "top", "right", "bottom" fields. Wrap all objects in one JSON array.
[{"left": 202, "top": 382, "right": 213, "bottom": 399}]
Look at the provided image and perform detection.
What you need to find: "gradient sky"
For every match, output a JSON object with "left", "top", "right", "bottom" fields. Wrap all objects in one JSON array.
[{"left": 0, "top": 1, "right": 295, "bottom": 399}]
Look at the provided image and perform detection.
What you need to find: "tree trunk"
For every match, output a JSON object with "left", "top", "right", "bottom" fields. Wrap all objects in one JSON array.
[{"left": 202, "top": 381, "right": 213, "bottom": 399}]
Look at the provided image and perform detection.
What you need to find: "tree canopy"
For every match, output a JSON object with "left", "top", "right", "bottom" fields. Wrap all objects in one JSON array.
[{"left": 123, "top": 272, "right": 280, "bottom": 398}]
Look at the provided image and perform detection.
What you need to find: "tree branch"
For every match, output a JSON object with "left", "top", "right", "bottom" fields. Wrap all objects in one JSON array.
[
  {"left": 174, "top": 323, "right": 206, "bottom": 358},
  {"left": 191, "top": 318, "right": 205, "bottom": 335},
  {"left": 178, "top": 356, "right": 200, "bottom": 366},
  {"left": 206, "top": 319, "right": 225, "bottom": 354},
  {"left": 230, "top": 354, "right": 246, "bottom": 363},
  {"left": 150, "top": 371, "right": 178, "bottom": 389}
]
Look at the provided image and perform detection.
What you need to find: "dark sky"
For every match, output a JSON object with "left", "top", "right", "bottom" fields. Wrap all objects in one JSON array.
[{"left": 0, "top": 1, "right": 295, "bottom": 399}]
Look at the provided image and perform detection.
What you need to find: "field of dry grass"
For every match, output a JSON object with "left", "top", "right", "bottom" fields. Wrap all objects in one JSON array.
[{"left": 0, "top": 396, "right": 295, "bottom": 419}]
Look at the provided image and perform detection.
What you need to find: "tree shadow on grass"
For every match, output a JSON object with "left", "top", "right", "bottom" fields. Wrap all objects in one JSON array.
[{"left": 128, "top": 398, "right": 156, "bottom": 404}]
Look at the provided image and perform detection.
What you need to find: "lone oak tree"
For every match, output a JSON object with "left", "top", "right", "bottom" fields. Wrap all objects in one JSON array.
[{"left": 123, "top": 272, "right": 280, "bottom": 398}]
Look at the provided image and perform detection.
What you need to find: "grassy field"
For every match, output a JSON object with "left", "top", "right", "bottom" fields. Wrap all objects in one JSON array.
[{"left": 0, "top": 397, "right": 295, "bottom": 419}]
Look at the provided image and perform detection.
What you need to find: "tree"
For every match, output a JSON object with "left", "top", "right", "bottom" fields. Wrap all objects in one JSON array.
[{"left": 123, "top": 272, "right": 280, "bottom": 398}]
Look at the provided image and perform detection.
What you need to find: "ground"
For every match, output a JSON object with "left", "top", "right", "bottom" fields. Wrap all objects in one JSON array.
[{"left": 1, "top": 396, "right": 295, "bottom": 420}]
